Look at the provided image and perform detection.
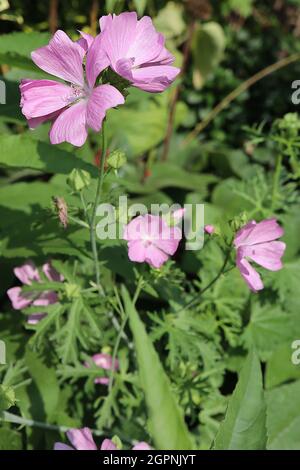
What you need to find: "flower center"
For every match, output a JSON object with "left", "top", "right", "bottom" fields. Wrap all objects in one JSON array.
[{"left": 66, "top": 84, "right": 86, "bottom": 104}]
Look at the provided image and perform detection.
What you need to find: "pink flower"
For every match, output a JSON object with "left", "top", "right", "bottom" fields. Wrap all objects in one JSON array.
[
  {"left": 98, "top": 12, "right": 180, "bottom": 93},
  {"left": 20, "top": 30, "right": 124, "bottom": 146},
  {"left": 7, "top": 261, "right": 63, "bottom": 324},
  {"left": 123, "top": 214, "right": 182, "bottom": 269},
  {"left": 54, "top": 428, "right": 97, "bottom": 451},
  {"left": 84, "top": 353, "right": 119, "bottom": 386},
  {"left": 204, "top": 225, "right": 215, "bottom": 235},
  {"left": 54, "top": 428, "right": 151, "bottom": 450},
  {"left": 234, "top": 218, "right": 286, "bottom": 292}
]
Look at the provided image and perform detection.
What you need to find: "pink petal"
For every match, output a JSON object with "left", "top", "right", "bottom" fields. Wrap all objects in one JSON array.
[
  {"left": 31, "top": 30, "right": 84, "bottom": 87},
  {"left": 236, "top": 256, "right": 264, "bottom": 292},
  {"left": 50, "top": 100, "right": 88, "bottom": 147},
  {"left": 7, "top": 287, "right": 32, "bottom": 310},
  {"left": 94, "top": 377, "right": 110, "bottom": 385},
  {"left": 205, "top": 225, "right": 215, "bottom": 234},
  {"left": 132, "top": 442, "right": 151, "bottom": 450},
  {"left": 131, "top": 65, "right": 180, "bottom": 93},
  {"left": 149, "top": 35, "right": 174, "bottom": 65},
  {"left": 54, "top": 442, "right": 74, "bottom": 450},
  {"left": 77, "top": 31, "right": 95, "bottom": 53},
  {"left": 14, "top": 261, "right": 40, "bottom": 285},
  {"left": 172, "top": 208, "right": 185, "bottom": 222},
  {"left": 32, "top": 291, "right": 58, "bottom": 307},
  {"left": 42, "top": 262, "right": 63, "bottom": 282},
  {"left": 86, "top": 84, "right": 125, "bottom": 132},
  {"left": 100, "top": 12, "right": 138, "bottom": 67},
  {"left": 145, "top": 244, "right": 169, "bottom": 268},
  {"left": 66, "top": 428, "right": 97, "bottom": 451},
  {"left": 100, "top": 439, "right": 117, "bottom": 450},
  {"left": 92, "top": 353, "right": 119, "bottom": 370},
  {"left": 153, "top": 226, "right": 181, "bottom": 256},
  {"left": 234, "top": 219, "right": 284, "bottom": 247},
  {"left": 115, "top": 58, "right": 134, "bottom": 82},
  {"left": 27, "top": 110, "right": 64, "bottom": 129},
  {"left": 127, "top": 16, "right": 163, "bottom": 66},
  {"left": 20, "top": 79, "right": 72, "bottom": 119},
  {"left": 239, "top": 241, "right": 286, "bottom": 272},
  {"left": 128, "top": 240, "right": 147, "bottom": 263},
  {"left": 85, "top": 33, "right": 110, "bottom": 88},
  {"left": 27, "top": 313, "right": 47, "bottom": 325},
  {"left": 123, "top": 215, "right": 147, "bottom": 241}
]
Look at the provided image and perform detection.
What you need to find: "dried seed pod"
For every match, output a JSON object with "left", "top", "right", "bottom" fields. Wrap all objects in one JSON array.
[{"left": 52, "top": 196, "right": 68, "bottom": 229}]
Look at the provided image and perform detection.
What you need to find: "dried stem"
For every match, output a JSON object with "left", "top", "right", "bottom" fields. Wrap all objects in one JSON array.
[{"left": 49, "top": 0, "right": 59, "bottom": 34}]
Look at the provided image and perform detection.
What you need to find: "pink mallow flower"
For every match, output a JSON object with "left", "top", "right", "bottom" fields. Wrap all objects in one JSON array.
[
  {"left": 204, "top": 224, "right": 215, "bottom": 235},
  {"left": 54, "top": 427, "right": 151, "bottom": 450},
  {"left": 123, "top": 214, "right": 182, "bottom": 269},
  {"left": 84, "top": 353, "right": 119, "bottom": 386},
  {"left": 7, "top": 261, "right": 62, "bottom": 324},
  {"left": 234, "top": 218, "right": 286, "bottom": 292},
  {"left": 20, "top": 30, "right": 124, "bottom": 146},
  {"left": 98, "top": 12, "right": 180, "bottom": 93}
]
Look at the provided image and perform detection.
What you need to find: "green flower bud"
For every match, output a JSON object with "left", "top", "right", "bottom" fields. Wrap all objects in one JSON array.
[
  {"left": 67, "top": 168, "right": 91, "bottom": 192},
  {"left": 107, "top": 150, "right": 127, "bottom": 170}
]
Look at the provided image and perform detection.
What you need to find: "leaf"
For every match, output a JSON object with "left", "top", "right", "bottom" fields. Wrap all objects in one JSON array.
[
  {"left": 0, "top": 428, "right": 22, "bottom": 450},
  {"left": 214, "top": 349, "right": 267, "bottom": 450},
  {"left": 0, "top": 134, "right": 97, "bottom": 176},
  {"left": 192, "top": 22, "right": 226, "bottom": 89},
  {"left": 265, "top": 343, "right": 300, "bottom": 389},
  {"left": 133, "top": 0, "right": 147, "bottom": 16},
  {"left": 0, "top": 384, "right": 16, "bottom": 412},
  {"left": 0, "top": 32, "right": 51, "bottom": 58},
  {"left": 266, "top": 380, "right": 300, "bottom": 449},
  {"left": 154, "top": 2, "right": 185, "bottom": 39},
  {"left": 242, "top": 302, "right": 296, "bottom": 360},
  {"left": 122, "top": 286, "right": 194, "bottom": 450}
]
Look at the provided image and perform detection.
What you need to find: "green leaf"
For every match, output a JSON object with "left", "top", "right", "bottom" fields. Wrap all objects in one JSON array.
[
  {"left": 133, "top": 0, "right": 147, "bottom": 16},
  {"left": 214, "top": 349, "right": 267, "bottom": 450},
  {"left": 0, "top": 428, "right": 22, "bottom": 450},
  {"left": 265, "top": 343, "right": 300, "bottom": 389},
  {"left": 192, "top": 22, "right": 226, "bottom": 89},
  {"left": 122, "top": 286, "right": 194, "bottom": 450},
  {"left": 154, "top": 2, "right": 185, "bottom": 39},
  {"left": 0, "top": 134, "right": 97, "bottom": 175},
  {"left": 0, "top": 384, "right": 16, "bottom": 412},
  {"left": 266, "top": 380, "right": 300, "bottom": 449}
]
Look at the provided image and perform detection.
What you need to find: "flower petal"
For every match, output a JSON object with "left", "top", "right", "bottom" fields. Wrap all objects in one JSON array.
[
  {"left": 7, "top": 287, "right": 32, "bottom": 310},
  {"left": 54, "top": 442, "right": 74, "bottom": 450},
  {"left": 86, "top": 33, "right": 110, "bottom": 88},
  {"left": 66, "top": 428, "right": 97, "bottom": 451},
  {"left": 86, "top": 84, "right": 125, "bottom": 132},
  {"left": 128, "top": 240, "right": 147, "bottom": 263},
  {"left": 42, "top": 262, "right": 63, "bottom": 282},
  {"left": 100, "top": 12, "right": 138, "bottom": 67},
  {"left": 101, "top": 439, "right": 117, "bottom": 450},
  {"left": 50, "top": 100, "right": 88, "bottom": 147},
  {"left": 132, "top": 442, "right": 151, "bottom": 450},
  {"left": 20, "top": 79, "right": 71, "bottom": 119},
  {"left": 77, "top": 31, "right": 95, "bottom": 53},
  {"left": 132, "top": 65, "right": 180, "bottom": 93},
  {"left": 236, "top": 256, "right": 264, "bottom": 292},
  {"left": 127, "top": 16, "right": 163, "bottom": 66},
  {"left": 27, "top": 314, "right": 47, "bottom": 325},
  {"left": 153, "top": 226, "right": 181, "bottom": 256},
  {"left": 239, "top": 241, "right": 286, "bottom": 271},
  {"left": 31, "top": 30, "right": 84, "bottom": 87},
  {"left": 14, "top": 261, "right": 40, "bottom": 285},
  {"left": 92, "top": 353, "right": 119, "bottom": 370},
  {"left": 234, "top": 219, "right": 284, "bottom": 247},
  {"left": 145, "top": 244, "right": 169, "bottom": 268}
]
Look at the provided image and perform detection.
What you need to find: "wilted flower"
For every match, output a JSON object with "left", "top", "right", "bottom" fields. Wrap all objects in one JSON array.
[
  {"left": 7, "top": 261, "right": 63, "bottom": 324},
  {"left": 54, "top": 427, "right": 151, "bottom": 450},
  {"left": 84, "top": 353, "right": 119, "bottom": 386},
  {"left": 234, "top": 218, "right": 286, "bottom": 292},
  {"left": 98, "top": 12, "right": 180, "bottom": 92},
  {"left": 20, "top": 30, "right": 124, "bottom": 146},
  {"left": 123, "top": 214, "right": 182, "bottom": 269}
]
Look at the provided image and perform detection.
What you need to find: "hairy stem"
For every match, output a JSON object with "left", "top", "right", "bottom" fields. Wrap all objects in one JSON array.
[
  {"left": 90, "top": 121, "right": 107, "bottom": 296},
  {"left": 271, "top": 153, "right": 283, "bottom": 210}
]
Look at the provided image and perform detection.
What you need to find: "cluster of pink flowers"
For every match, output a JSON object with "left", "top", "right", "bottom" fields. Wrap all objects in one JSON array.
[
  {"left": 84, "top": 352, "right": 119, "bottom": 386},
  {"left": 20, "top": 12, "right": 180, "bottom": 147},
  {"left": 54, "top": 427, "right": 151, "bottom": 451},
  {"left": 7, "top": 261, "right": 63, "bottom": 324}
]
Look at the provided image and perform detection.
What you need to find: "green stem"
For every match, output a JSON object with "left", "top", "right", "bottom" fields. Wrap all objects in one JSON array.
[
  {"left": 176, "top": 247, "right": 233, "bottom": 313},
  {"left": 271, "top": 153, "right": 283, "bottom": 210},
  {"left": 90, "top": 120, "right": 107, "bottom": 296}
]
